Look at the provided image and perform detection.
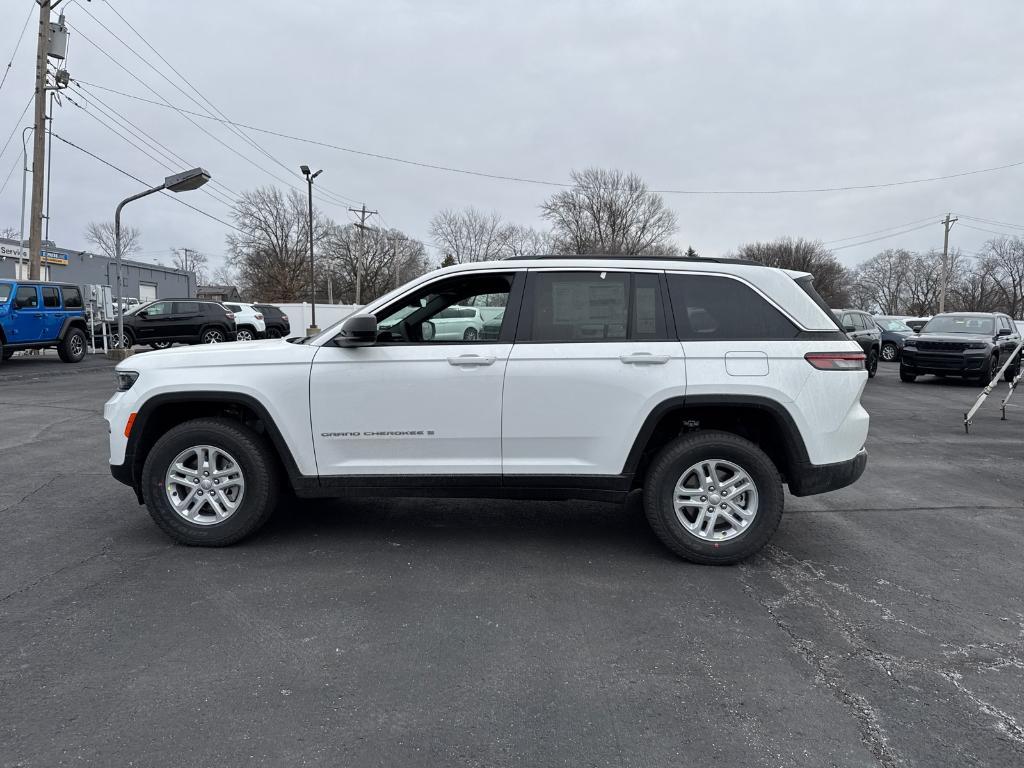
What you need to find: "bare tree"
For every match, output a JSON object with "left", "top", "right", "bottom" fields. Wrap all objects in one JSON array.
[
  {"left": 172, "top": 248, "right": 209, "bottom": 284},
  {"left": 226, "top": 187, "right": 332, "bottom": 302},
  {"left": 85, "top": 221, "right": 141, "bottom": 259},
  {"left": 322, "top": 224, "right": 431, "bottom": 304},
  {"left": 502, "top": 224, "right": 551, "bottom": 258},
  {"left": 851, "top": 249, "right": 913, "bottom": 314},
  {"left": 902, "top": 251, "right": 948, "bottom": 316},
  {"left": 429, "top": 207, "right": 509, "bottom": 263},
  {"left": 1, "top": 226, "right": 18, "bottom": 240},
  {"left": 981, "top": 237, "right": 1024, "bottom": 318},
  {"left": 734, "top": 237, "right": 850, "bottom": 307},
  {"left": 540, "top": 168, "right": 678, "bottom": 255}
]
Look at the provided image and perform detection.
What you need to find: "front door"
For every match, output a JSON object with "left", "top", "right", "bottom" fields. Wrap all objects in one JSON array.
[
  {"left": 501, "top": 270, "right": 686, "bottom": 476},
  {"left": 10, "top": 285, "right": 42, "bottom": 342},
  {"left": 309, "top": 271, "right": 521, "bottom": 476},
  {"left": 134, "top": 301, "right": 174, "bottom": 342}
]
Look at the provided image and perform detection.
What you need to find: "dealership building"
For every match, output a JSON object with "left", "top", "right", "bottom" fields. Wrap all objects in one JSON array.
[{"left": 0, "top": 237, "right": 196, "bottom": 302}]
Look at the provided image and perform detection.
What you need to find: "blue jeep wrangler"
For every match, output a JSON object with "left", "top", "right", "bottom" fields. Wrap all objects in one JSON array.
[{"left": 0, "top": 280, "right": 89, "bottom": 364}]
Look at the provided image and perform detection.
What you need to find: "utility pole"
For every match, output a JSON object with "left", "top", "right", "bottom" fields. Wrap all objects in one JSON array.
[
  {"left": 28, "top": 2, "right": 69, "bottom": 278},
  {"left": 938, "top": 213, "right": 958, "bottom": 315},
  {"left": 348, "top": 204, "right": 377, "bottom": 305}
]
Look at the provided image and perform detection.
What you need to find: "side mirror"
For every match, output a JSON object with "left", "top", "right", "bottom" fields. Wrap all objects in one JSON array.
[
  {"left": 138, "top": 310, "right": 149, "bottom": 319},
  {"left": 844, "top": 325, "right": 856, "bottom": 333},
  {"left": 997, "top": 328, "right": 1012, "bottom": 337},
  {"left": 422, "top": 320, "right": 435, "bottom": 341},
  {"left": 335, "top": 314, "right": 378, "bottom": 347}
]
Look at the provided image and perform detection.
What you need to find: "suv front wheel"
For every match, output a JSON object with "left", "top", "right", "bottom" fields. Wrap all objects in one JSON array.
[
  {"left": 141, "top": 418, "right": 278, "bottom": 546},
  {"left": 643, "top": 431, "right": 783, "bottom": 565}
]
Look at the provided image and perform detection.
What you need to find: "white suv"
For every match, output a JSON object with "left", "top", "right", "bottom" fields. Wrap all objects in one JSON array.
[
  {"left": 222, "top": 302, "right": 266, "bottom": 341},
  {"left": 105, "top": 255, "right": 869, "bottom": 564}
]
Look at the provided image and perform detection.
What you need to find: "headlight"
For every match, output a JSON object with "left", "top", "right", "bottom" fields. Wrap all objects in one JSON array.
[
  {"left": 969, "top": 342, "right": 988, "bottom": 349},
  {"left": 116, "top": 371, "right": 139, "bottom": 391},
  {"left": 903, "top": 339, "right": 916, "bottom": 347}
]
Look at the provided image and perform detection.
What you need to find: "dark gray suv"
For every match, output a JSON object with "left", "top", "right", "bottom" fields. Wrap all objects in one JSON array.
[
  {"left": 900, "top": 312, "right": 1022, "bottom": 383},
  {"left": 833, "top": 309, "right": 881, "bottom": 378}
]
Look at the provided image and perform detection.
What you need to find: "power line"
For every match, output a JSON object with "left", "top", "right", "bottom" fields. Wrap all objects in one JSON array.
[
  {"left": 956, "top": 213, "right": 1024, "bottom": 232},
  {"left": 0, "top": 93, "right": 33, "bottom": 168},
  {"left": 0, "top": 151, "right": 21, "bottom": 197},
  {"left": 830, "top": 222, "right": 936, "bottom": 251},
  {"left": 958, "top": 222, "right": 1022, "bottom": 238},
  {"left": 0, "top": 2, "right": 35, "bottom": 92},
  {"left": 822, "top": 214, "right": 943, "bottom": 245},
  {"left": 51, "top": 132, "right": 242, "bottom": 233},
  {"left": 97, "top": 0, "right": 360, "bottom": 208},
  {"left": 73, "top": 79, "right": 1024, "bottom": 196}
]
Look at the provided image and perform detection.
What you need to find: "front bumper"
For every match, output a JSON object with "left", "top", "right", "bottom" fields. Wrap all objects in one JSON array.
[
  {"left": 901, "top": 349, "right": 988, "bottom": 375},
  {"left": 787, "top": 449, "right": 867, "bottom": 497}
]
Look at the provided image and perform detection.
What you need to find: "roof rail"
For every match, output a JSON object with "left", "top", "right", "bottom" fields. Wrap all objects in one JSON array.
[{"left": 502, "top": 253, "right": 763, "bottom": 266}]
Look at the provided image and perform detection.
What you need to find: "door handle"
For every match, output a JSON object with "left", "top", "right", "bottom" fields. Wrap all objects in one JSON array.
[
  {"left": 620, "top": 353, "right": 670, "bottom": 365},
  {"left": 447, "top": 354, "right": 495, "bottom": 367}
]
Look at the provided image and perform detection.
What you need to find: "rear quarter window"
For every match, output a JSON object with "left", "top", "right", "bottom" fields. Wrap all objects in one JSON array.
[
  {"left": 666, "top": 273, "right": 797, "bottom": 340},
  {"left": 62, "top": 286, "right": 83, "bottom": 308}
]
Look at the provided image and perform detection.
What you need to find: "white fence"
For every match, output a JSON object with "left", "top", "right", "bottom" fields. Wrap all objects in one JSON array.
[{"left": 273, "top": 303, "right": 363, "bottom": 338}]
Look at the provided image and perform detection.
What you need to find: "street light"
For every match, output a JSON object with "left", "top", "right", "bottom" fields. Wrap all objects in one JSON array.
[
  {"left": 109, "top": 167, "right": 210, "bottom": 360},
  {"left": 300, "top": 165, "right": 323, "bottom": 335}
]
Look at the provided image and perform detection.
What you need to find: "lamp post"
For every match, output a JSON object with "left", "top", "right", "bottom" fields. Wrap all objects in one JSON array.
[
  {"left": 108, "top": 167, "right": 210, "bottom": 360},
  {"left": 300, "top": 164, "right": 322, "bottom": 335}
]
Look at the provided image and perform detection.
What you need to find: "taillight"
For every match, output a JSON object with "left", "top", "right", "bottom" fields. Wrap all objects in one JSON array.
[
  {"left": 805, "top": 352, "right": 865, "bottom": 370},
  {"left": 255, "top": 313, "right": 263, "bottom": 320},
  {"left": 225, "top": 311, "right": 235, "bottom": 320}
]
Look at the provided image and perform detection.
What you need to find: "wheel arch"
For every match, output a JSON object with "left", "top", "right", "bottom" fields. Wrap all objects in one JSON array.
[
  {"left": 126, "top": 391, "right": 304, "bottom": 496},
  {"left": 623, "top": 395, "right": 811, "bottom": 489},
  {"left": 58, "top": 316, "right": 88, "bottom": 340}
]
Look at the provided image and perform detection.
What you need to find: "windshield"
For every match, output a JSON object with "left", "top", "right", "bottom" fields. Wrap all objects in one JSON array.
[
  {"left": 0, "top": 282, "right": 11, "bottom": 303},
  {"left": 922, "top": 316, "right": 994, "bottom": 335},
  {"left": 876, "top": 318, "right": 912, "bottom": 332}
]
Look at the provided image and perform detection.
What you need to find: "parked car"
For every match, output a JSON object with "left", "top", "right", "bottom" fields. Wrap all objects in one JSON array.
[
  {"left": 222, "top": 303, "right": 266, "bottom": 341},
  {"left": 900, "top": 312, "right": 1022, "bottom": 383},
  {"left": 0, "top": 279, "right": 88, "bottom": 364},
  {"left": 431, "top": 305, "right": 485, "bottom": 340},
  {"left": 112, "top": 299, "right": 236, "bottom": 349},
  {"left": 873, "top": 316, "right": 915, "bottom": 362},
  {"left": 253, "top": 303, "right": 290, "bottom": 338},
  {"left": 479, "top": 310, "right": 504, "bottom": 340},
  {"left": 106, "top": 253, "right": 869, "bottom": 565},
  {"left": 833, "top": 309, "right": 880, "bottom": 377}
]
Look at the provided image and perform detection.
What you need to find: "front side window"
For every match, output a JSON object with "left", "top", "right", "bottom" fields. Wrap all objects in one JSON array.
[
  {"left": 144, "top": 302, "right": 173, "bottom": 317},
  {"left": 14, "top": 286, "right": 38, "bottom": 309},
  {"left": 667, "top": 274, "right": 797, "bottom": 340},
  {"left": 374, "top": 273, "right": 513, "bottom": 343},
  {"left": 0, "top": 283, "right": 12, "bottom": 303},
  {"left": 62, "top": 286, "right": 83, "bottom": 308},
  {"left": 41, "top": 286, "right": 60, "bottom": 308}
]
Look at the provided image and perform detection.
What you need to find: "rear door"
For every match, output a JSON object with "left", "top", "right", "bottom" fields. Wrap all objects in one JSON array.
[
  {"left": 173, "top": 301, "right": 203, "bottom": 339},
  {"left": 501, "top": 269, "right": 685, "bottom": 476},
  {"left": 39, "top": 286, "right": 64, "bottom": 341},
  {"left": 10, "top": 285, "right": 42, "bottom": 342}
]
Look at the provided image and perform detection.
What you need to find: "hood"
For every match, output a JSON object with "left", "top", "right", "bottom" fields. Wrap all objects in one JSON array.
[
  {"left": 115, "top": 338, "right": 315, "bottom": 373},
  {"left": 911, "top": 332, "right": 994, "bottom": 345}
]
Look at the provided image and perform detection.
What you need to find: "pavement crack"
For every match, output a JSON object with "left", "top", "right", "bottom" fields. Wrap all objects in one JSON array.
[{"left": 0, "top": 475, "right": 59, "bottom": 516}]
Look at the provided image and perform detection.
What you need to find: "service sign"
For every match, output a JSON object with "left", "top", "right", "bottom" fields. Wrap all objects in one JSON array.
[{"left": 0, "top": 243, "right": 29, "bottom": 261}]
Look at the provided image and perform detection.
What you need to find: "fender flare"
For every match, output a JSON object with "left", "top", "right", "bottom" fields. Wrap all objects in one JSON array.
[{"left": 58, "top": 316, "right": 88, "bottom": 340}]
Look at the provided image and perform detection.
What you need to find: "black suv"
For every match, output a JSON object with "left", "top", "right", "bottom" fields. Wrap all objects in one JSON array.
[
  {"left": 833, "top": 309, "right": 881, "bottom": 377},
  {"left": 253, "top": 303, "right": 290, "bottom": 338},
  {"left": 900, "top": 312, "right": 1022, "bottom": 383},
  {"left": 115, "top": 299, "right": 237, "bottom": 349}
]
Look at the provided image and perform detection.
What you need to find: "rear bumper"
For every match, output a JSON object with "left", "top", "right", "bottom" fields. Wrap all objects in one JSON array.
[{"left": 787, "top": 449, "right": 867, "bottom": 497}]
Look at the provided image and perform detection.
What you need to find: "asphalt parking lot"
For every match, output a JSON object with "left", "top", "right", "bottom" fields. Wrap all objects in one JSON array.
[{"left": 1, "top": 356, "right": 1022, "bottom": 767}]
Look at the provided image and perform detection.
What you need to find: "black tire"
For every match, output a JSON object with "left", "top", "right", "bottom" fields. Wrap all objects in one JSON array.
[
  {"left": 266, "top": 327, "right": 282, "bottom": 339},
  {"left": 150, "top": 340, "right": 173, "bottom": 350},
  {"left": 463, "top": 327, "right": 479, "bottom": 341},
  {"left": 899, "top": 365, "right": 917, "bottom": 383},
  {"left": 880, "top": 342, "right": 899, "bottom": 362},
  {"left": 113, "top": 330, "right": 134, "bottom": 349},
  {"left": 1004, "top": 360, "right": 1020, "bottom": 383},
  {"left": 0, "top": 344, "right": 9, "bottom": 362},
  {"left": 141, "top": 417, "right": 278, "bottom": 546},
  {"left": 57, "top": 327, "right": 87, "bottom": 363},
  {"left": 866, "top": 349, "right": 879, "bottom": 378},
  {"left": 642, "top": 430, "right": 783, "bottom": 565},
  {"left": 978, "top": 355, "right": 998, "bottom": 385},
  {"left": 235, "top": 326, "right": 256, "bottom": 342},
  {"left": 200, "top": 326, "right": 226, "bottom": 344}
]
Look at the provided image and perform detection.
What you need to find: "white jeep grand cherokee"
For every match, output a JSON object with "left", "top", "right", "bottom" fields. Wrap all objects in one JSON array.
[{"left": 105, "top": 255, "right": 869, "bottom": 564}]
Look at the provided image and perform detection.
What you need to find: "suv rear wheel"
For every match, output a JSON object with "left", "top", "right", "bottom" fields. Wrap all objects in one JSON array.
[
  {"left": 866, "top": 348, "right": 878, "bottom": 378},
  {"left": 57, "top": 327, "right": 87, "bottom": 363},
  {"left": 235, "top": 326, "right": 256, "bottom": 342},
  {"left": 643, "top": 431, "right": 783, "bottom": 565},
  {"left": 140, "top": 418, "right": 278, "bottom": 546},
  {"left": 201, "top": 327, "right": 226, "bottom": 344}
]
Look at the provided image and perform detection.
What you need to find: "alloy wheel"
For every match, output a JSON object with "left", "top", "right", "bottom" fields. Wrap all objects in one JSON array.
[
  {"left": 673, "top": 459, "right": 759, "bottom": 542},
  {"left": 881, "top": 343, "right": 897, "bottom": 361},
  {"left": 164, "top": 444, "right": 246, "bottom": 525},
  {"left": 203, "top": 329, "right": 224, "bottom": 344},
  {"left": 69, "top": 334, "right": 85, "bottom": 357},
  {"left": 235, "top": 329, "right": 254, "bottom": 341}
]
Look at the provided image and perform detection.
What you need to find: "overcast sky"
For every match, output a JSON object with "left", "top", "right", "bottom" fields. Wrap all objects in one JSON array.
[{"left": 1, "top": 0, "right": 1022, "bottom": 274}]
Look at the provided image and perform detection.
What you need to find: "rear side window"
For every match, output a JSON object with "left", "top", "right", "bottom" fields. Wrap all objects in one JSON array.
[
  {"left": 175, "top": 302, "right": 200, "bottom": 314},
  {"left": 41, "top": 286, "right": 61, "bottom": 308},
  {"left": 225, "top": 303, "right": 242, "bottom": 312},
  {"left": 795, "top": 275, "right": 843, "bottom": 330},
  {"left": 15, "top": 286, "right": 38, "bottom": 309},
  {"left": 62, "top": 286, "right": 82, "bottom": 308},
  {"left": 667, "top": 273, "right": 797, "bottom": 340}
]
